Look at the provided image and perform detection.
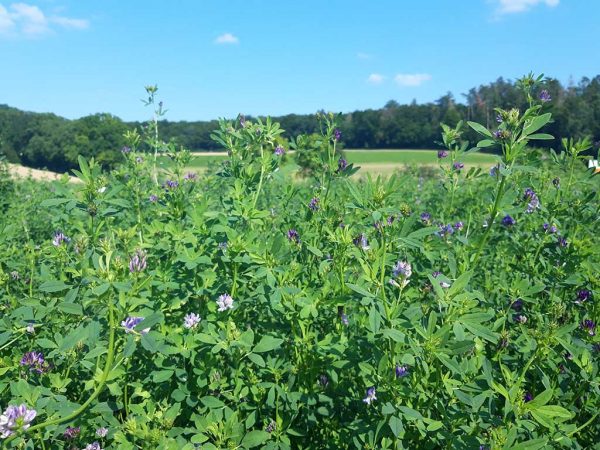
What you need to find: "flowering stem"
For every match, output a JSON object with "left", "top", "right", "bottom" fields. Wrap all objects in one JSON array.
[
  {"left": 472, "top": 175, "right": 507, "bottom": 265},
  {"left": 3, "top": 302, "right": 116, "bottom": 446}
]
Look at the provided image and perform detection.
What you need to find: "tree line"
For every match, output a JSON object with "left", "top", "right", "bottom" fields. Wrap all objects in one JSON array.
[{"left": 1, "top": 75, "right": 599, "bottom": 172}]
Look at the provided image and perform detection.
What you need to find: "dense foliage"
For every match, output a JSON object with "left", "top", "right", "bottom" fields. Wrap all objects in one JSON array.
[
  {"left": 2, "top": 75, "right": 600, "bottom": 172},
  {"left": 0, "top": 76, "right": 598, "bottom": 449}
]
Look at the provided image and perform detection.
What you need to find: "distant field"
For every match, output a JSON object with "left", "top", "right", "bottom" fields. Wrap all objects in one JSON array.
[{"left": 159, "top": 149, "right": 498, "bottom": 176}]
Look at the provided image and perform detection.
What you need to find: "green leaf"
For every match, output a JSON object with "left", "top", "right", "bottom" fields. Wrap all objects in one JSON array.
[
  {"left": 39, "top": 280, "right": 70, "bottom": 293},
  {"left": 152, "top": 370, "right": 174, "bottom": 383},
  {"left": 461, "top": 321, "right": 498, "bottom": 342},
  {"left": 468, "top": 121, "right": 493, "bottom": 138},
  {"left": 534, "top": 405, "right": 573, "bottom": 419},
  {"left": 57, "top": 302, "right": 83, "bottom": 315},
  {"left": 253, "top": 335, "right": 283, "bottom": 353},
  {"left": 527, "top": 133, "right": 554, "bottom": 140},
  {"left": 398, "top": 406, "right": 423, "bottom": 421},
  {"left": 136, "top": 312, "right": 163, "bottom": 332},
  {"left": 522, "top": 113, "right": 551, "bottom": 137},
  {"left": 306, "top": 245, "right": 323, "bottom": 257},
  {"left": 241, "top": 430, "right": 270, "bottom": 448},
  {"left": 388, "top": 415, "right": 404, "bottom": 437},
  {"left": 140, "top": 333, "right": 159, "bottom": 353},
  {"left": 507, "top": 438, "right": 548, "bottom": 450},
  {"left": 448, "top": 271, "right": 472, "bottom": 296},
  {"left": 200, "top": 396, "right": 225, "bottom": 409},
  {"left": 477, "top": 139, "right": 495, "bottom": 148},
  {"left": 346, "top": 283, "right": 375, "bottom": 298}
]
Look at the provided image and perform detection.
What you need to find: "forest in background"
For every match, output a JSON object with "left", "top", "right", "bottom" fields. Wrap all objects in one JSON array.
[{"left": 1, "top": 75, "right": 599, "bottom": 172}]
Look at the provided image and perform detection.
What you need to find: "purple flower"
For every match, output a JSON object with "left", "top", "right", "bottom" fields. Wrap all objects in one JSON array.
[
  {"left": 340, "top": 313, "right": 349, "bottom": 326},
  {"left": 149, "top": 194, "right": 158, "bottom": 203},
  {"left": 334, "top": 129, "right": 342, "bottom": 141},
  {"left": 216, "top": 294, "right": 234, "bottom": 312},
  {"left": 318, "top": 374, "right": 329, "bottom": 387},
  {"left": 523, "top": 188, "right": 540, "bottom": 213},
  {"left": 453, "top": 221, "right": 464, "bottom": 231},
  {"left": 121, "top": 146, "right": 131, "bottom": 154},
  {"left": 64, "top": 426, "right": 81, "bottom": 440},
  {"left": 96, "top": 427, "right": 108, "bottom": 438},
  {"left": 501, "top": 215, "right": 516, "bottom": 227},
  {"left": 523, "top": 392, "right": 534, "bottom": 403},
  {"left": 542, "top": 223, "right": 557, "bottom": 234},
  {"left": 183, "top": 172, "right": 197, "bottom": 181},
  {"left": 552, "top": 177, "right": 560, "bottom": 188},
  {"left": 453, "top": 162, "right": 464, "bottom": 171},
  {"left": 308, "top": 197, "right": 320, "bottom": 211},
  {"left": 581, "top": 319, "right": 596, "bottom": 336},
  {"left": 539, "top": 90, "right": 551, "bottom": 103},
  {"left": 557, "top": 237, "right": 568, "bottom": 247},
  {"left": 353, "top": 233, "right": 370, "bottom": 250},
  {"left": 575, "top": 289, "right": 592, "bottom": 305},
  {"left": 493, "top": 129, "right": 510, "bottom": 139},
  {"left": 496, "top": 113, "right": 503, "bottom": 123},
  {"left": 265, "top": 421, "right": 277, "bottom": 434},
  {"left": 121, "top": 316, "right": 150, "bottom": 335},
  {"left": 20, "top": 351, "right": 47, "bottom": 373},
  {"left": 437, "top": 150, "right": 448, "bottom": 159},
  {"left": 395, "top": 365, "right": 409, "bottom": 378},
  {"left": 239, "top": 115, "right": 246, "bottom": 128},
  {"left": 129, "top": 249, "right": 147, "bottom": 273},
  {"left": 0, "top": 404, "right": 37, "bottom": 438},
  {"left": 52, "top": 232, "right": 70, "bottom": 247},
  {"left": 218, "top": 241, "right": 228, "bottom": 251},
  {"left": 490, "top": 165, "right": 500, "bottom": 177},
  {"left": 437, "top": 223, "right": 454, "bottom": 238},
  {"left": 392, "top": 261, "right": 412, "bottom": 279},
  {"left": 286, "top": 229, "right": 300, "bottom": 244},
  {"left": 84, "top": 442, "right": 102, "bottom": 450},
  {"left": 510, "top": 299, "right": 524, "bottom": 311},
  {"left": 274, "top": 145, "right": 285, "bottom": 156},
  {"left": 164, "top": 180, "right": 178, "bottom": 189},
  {"left": 420, "top": 212, "right": 431, "bottom": 224},
  {"left": 514, "top": 314, "right": 528, "bottom": 324},
  {"left": 363, "top": 387, "right": 377, "bottom": 405},
  {"left": 337, "top": 157, "right": 348, "bottom": 172},
  {"left": 183, "top": 313, "right": 201, "bottom": 329}
]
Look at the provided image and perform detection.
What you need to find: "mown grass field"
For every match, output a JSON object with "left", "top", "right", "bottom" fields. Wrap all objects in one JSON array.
[{"left": 165, "top": 149, "right": 498, "bottom": 176}]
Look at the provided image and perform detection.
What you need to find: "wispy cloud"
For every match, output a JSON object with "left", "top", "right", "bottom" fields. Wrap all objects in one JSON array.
[
  {"left": 394, "top": 73, "right": 431, "bottom": 87},
  {"left": 0, "top": 2, "right": 89, "bottom": 37},
  {"left": 494, "top": 0, "right": 559, "bottom": 15},
  {"left": 367, "top": 73, "right": 385, "bottom": 85},
  {"left": 357, "top": 52, "right": 373, "bottom": 60},
  {"left": 215, "top": 32, "right": 239, "bottom": 45}
]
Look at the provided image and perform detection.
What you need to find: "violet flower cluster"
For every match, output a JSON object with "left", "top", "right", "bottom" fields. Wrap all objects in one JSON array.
[
  {"left": 0, "top": 404, "right": 37, "bottom": 438},
  {"left": 121, "top": 316, "right": 150, "bottom": 335},
  {"left": 216, "top": 294, "right": 234, "bottom": 312}
]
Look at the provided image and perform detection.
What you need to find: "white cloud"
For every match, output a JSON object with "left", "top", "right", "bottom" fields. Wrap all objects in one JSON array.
[
  {"left": 50, "top": 16, "right": 89, "bottom": 30},
  {"left": 495, "top": 0, "right": 559, "bottom": 15},
  {"left": 367, "top": 73, "right": 385, "bottom": 84},
  {"left": 215, "top": 32, "right": 239, "bottom": 44},
  {"left": 357, "top": 52, "right": 372, "bottom": 60},
  {"left": 0, "top": 5, "right": 15, "bottom": 33},
  {"left": 0, "top": 2, "right": 88, "bottom": 37},
  {"left": 394, "top": 73, "right": 431, "bottom": 87}
]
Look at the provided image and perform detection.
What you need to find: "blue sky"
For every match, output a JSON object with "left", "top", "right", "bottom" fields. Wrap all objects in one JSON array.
[{"left": 1, "top": 0, "right": 599, "bottom": 121}]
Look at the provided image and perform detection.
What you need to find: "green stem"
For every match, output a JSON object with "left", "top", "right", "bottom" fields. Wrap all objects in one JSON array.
[
  {"left": 252, "top": 146, "right": 265, "bottom": 209},
  {"left": 3, "top": 303, "right": 116, "bottom": 447},
  {"left": 472, "top": 176, "right": 507, "bottom": 265}
]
